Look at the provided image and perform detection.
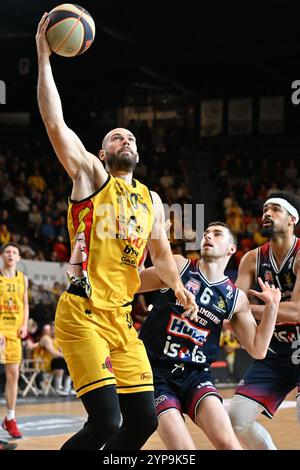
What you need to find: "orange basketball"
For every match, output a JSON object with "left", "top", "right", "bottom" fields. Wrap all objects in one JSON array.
[{"left": 46, "top": 3, "right": 95, "bottom": 57}]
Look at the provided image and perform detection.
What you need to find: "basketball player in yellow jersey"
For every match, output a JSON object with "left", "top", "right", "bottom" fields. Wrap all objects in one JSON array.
[
  {"left": 36, "top": 14, "right": 198, "bottom": 450},
  {"left": 0, "top": 243, "right": 29, "bottom": 439}
]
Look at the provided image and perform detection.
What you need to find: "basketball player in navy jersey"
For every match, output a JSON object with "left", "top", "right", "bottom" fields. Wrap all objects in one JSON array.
[
  {"left": 229, "top": 192, "right": 300, "bottom": 449},
  {"left": 139, "top": 222, "right": 281, "bottom": 450}
]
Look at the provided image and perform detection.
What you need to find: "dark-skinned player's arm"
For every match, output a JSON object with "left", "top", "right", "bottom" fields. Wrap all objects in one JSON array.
[{"left": 230, "top": 278, "right": 280, "bottom": 359}]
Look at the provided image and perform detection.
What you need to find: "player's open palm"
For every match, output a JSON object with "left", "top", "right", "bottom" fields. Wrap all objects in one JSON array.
[
  {"left": 36, "top": 13, "right": 51, "bottom": 57},
  {"left": 248, "top": 277, "right": 281, "bottom": 305}
]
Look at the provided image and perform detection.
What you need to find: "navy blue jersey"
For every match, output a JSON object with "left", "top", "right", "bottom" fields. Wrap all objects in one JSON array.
[
  {"left": 256, "top": 236, "right": 300, "bottom": 356},
  {"left": 140, "top": 259, "right": 239, "bottom": 368}
]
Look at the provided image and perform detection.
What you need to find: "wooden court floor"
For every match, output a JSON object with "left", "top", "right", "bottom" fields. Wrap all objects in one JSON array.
[{"left": 0, "top": 388, "right": 298, "bottom": 450}]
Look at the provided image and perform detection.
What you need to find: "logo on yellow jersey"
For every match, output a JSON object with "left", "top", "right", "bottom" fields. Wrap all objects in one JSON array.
[
  {"left": 102, "top": 357, "right": 113, "bottom": 373},
  {"left": 125, "top": 313, "right": 133, "bottom": 329},
  {"left": 140, "top": 372, "right": 152, "bottom": 381}
]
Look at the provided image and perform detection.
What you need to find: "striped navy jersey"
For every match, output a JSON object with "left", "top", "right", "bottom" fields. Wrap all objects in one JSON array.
[
  {"left": 256, "top": 236, "right": 300, "bottom": 356},
  {"left": 140, "top": 259, "right": 239, "bottom": 368}
]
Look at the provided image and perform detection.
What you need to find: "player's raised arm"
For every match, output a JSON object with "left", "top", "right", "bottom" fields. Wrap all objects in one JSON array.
[
  {"left": 36, "top": 13, "right": 107, "bottom": 186},
  {"left": 230, "top": 278, "right": 281, "bottom": 359}
]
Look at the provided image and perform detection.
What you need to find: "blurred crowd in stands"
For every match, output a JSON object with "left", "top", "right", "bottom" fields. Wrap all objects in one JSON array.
[{"left": 213, "top": 150, "right": 300, "bottom": 270}]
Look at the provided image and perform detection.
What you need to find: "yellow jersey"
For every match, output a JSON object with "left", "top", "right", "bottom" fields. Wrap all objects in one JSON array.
[
  {"left": 0, "top": 271, "right": 25, "bottom": 338},
  {"left": 67, "top": 175, "right": 155, "bottom": 309}
]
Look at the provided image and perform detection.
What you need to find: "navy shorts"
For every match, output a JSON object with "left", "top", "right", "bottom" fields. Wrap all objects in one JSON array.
[
  {"left": 235, "top": 350, "right": 300, "bottom": 418},
  {"left": 151, "top": 362, "right": 222, "bottom": 423}
]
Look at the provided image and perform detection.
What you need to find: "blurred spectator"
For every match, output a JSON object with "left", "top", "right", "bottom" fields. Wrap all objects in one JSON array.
[
  {"left": 266, "top": 181, "right": 280, "bottom": 197},
  {"left": 23, "top": 318, "right": 41, "bottom": 359},
  {"left": 34, "top": 250, "right": 46, "bottom": 261},
  {"left": 19, "top": 236, "right": 36, "bottom": 259},
  {"left": 284, "top": 159, "right": 298, "bottom": 183},
  {"left": 54, "top": 215, "right": 68, "bottom": 241},
  {"left": 14, "top": 187, "right": 31, "bottom": 224},
  {"left": 244, "top": 179, "right": 255, "bottom": 199},
  {"left": 56, "top": 197, "right": 68, "bottom": 214},
  {"left": 27, "top": 279, "right": 36, "bottom": 308},
  {"left": 51, "top": 281, "right": 63, "bottom": 300},
  {"left": 253, "top": 230, "right": 268, "bottom": 247},
  {"left": 33, "top": 322, "right": 73, "bottom": 396},
  {"left": 159, "top": 169, "right": 174, "bottom": 189},
  {"left": 27, "top": 169, "right": 46, "bottom": 193},
  {"left": 0, "top": 176, "right": 15, "bottom": 208},
  {"left": 40, "top": 216, "right": 56, "bottom": 247},
  {"left": 35, "top": 284, "right": 53, "bottom": 306},
  {"left": 223, "top": 191, "right": 235, "bottom": 211},
  {"left": 52, "top": 236, "right": 69, "bottom": 262},
  {"left": 245, "top": 216, "right": 259, "bottom": 236},
  {"left": 0, "top": 224, "right": 11, "bottom": 245},
  {"left": 28, "top": 204, "right": 43, "bottom": 238},
  {"left": 0, "top": 210, "right": 13, "bottom": 232},
  {"left": 226, "top": 200, "right": 244, "bottom": 235}
]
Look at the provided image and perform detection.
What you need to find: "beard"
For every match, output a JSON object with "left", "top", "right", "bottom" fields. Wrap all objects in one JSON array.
[
  {"left": 261, "top": 220, "right": 275, "bottom": 238},
  {"left": 105, "top": 148, "right": 139, "bottom": 172}
]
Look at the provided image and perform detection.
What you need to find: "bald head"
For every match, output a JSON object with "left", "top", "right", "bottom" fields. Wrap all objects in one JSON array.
[
  {"left": 99, "top": 127, "right": 139, "bottom": 173},
  {"left": 101, "top": 128, "right": 135, "bottom": 150}
]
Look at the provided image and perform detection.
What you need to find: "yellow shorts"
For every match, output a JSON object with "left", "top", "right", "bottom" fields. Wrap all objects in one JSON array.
[
  {"left": 55, "top": 292, "right": 153, "bottom": 398},
  {"left": 0, "top": 334, "right": 22, "bottom": 364}
]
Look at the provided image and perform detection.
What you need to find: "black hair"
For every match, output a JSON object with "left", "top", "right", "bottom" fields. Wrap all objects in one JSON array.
[
  {"left": 206, "top": 221, "right": 238, "bottom": 245},
  {"left": 266, "top": 191, "right": 300, "bottom": 224}
]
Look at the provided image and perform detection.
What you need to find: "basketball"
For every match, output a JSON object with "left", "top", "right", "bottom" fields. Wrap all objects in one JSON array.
[{"left": 46, "top": 3, "right": 95, "bottom": 57}]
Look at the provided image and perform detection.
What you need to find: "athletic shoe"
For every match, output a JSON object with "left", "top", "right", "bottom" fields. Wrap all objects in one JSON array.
[{"left": 1, "top": 418, "right": 22, "bottom": 439}]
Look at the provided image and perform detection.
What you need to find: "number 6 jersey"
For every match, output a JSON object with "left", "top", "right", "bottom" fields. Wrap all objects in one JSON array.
[{"left": 140, "top": 259, "right": 239, "bottom": 368}]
